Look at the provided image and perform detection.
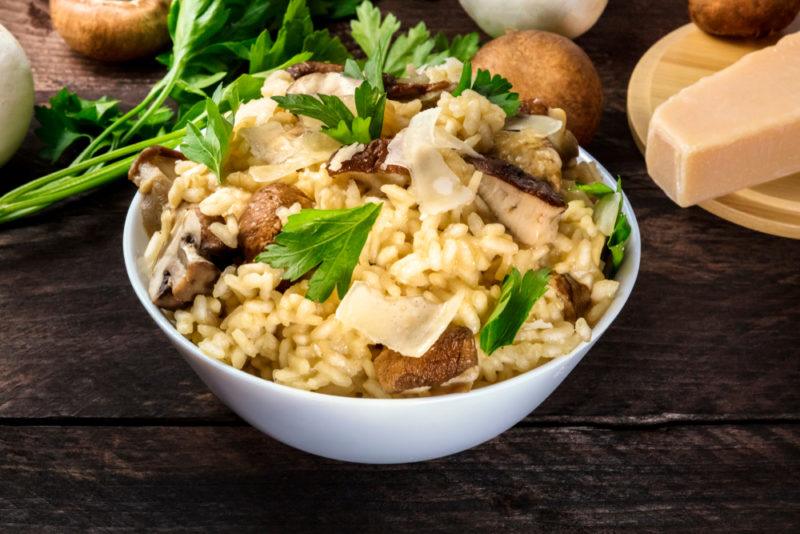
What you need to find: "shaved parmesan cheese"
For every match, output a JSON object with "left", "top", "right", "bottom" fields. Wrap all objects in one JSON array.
[
  {"left": 383, "top": 131, "right": 408, "bottom": 169},
  {"left": 335, "top": 282, "right": 464, "bottom": 357},
  {"left": 243, "top": 125, "right": 340, "bottom": 183},
  {"left": 504, "top": 114, "right": 563, "bottom": 137},
  {"left": 287, "top": 72, "right": 362, "bottom": 97},
  {"left": 403, "top": 109, "right": 475, "bottom": 216}
]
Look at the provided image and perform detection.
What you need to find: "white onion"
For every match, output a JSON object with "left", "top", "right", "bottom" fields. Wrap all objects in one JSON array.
[
  {"left": 0, "top": 24, "right": 34, "bottom": 167},
  {"left": 459, "top": 0, "right": 608, "bottom": 39}
]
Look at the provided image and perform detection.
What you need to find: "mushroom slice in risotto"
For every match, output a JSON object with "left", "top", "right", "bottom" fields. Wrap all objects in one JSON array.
[
  {"left": 384, "top": 76, "right": 452, "bottom": 103},
  {"left": 327, "top": 139, "right": 410, "bottom": 190},
  {"left": 374, "top": 325, "right": 479, "bottom": 394},
  {"left": 550, "top": 273, "right": 592, "bottom": 322},
  {"left": 238, "top": 183, "right": 313, "bottom": 263},
  {"left": 467, "top": 155, "right": 567, "bottom": 247},
  {"left": 492, "top": 130, "right": 564, "bottom": 190},
  {"left": 286, "top": 61, "right": 345, "bottom": 79},
  {"left": 128, "top": 146, "right": 186, "bottom": 235},
  {"left": 149, "top": 207, "right": 228, "bottom": 310}
]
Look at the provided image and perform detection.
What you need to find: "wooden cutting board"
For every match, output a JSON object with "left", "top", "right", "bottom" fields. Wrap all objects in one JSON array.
[{"left": 627, "top": 21, "right": 800, "bottom": 239}]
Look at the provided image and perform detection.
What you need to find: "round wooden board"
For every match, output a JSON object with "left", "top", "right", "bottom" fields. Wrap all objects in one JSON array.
[{"left": 627, "top": 22, "right": 800, "bottom": 239}]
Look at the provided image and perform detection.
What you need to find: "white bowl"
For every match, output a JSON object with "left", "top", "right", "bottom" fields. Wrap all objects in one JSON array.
[{"left": 123, "top": 148, "right": 640, "bottom": 464}]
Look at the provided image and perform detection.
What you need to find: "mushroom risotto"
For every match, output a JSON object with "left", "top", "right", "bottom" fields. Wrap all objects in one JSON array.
[{"left": 130, "top": 58, "right": 625, "bottom": 398}]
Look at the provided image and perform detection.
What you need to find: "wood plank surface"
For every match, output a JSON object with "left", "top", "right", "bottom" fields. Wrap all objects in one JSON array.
[
  {"left": 1, "top": 0, "right": 799, "bottom": 530},
  {"left": 1, "top": 0, "right": 798, "bottom": 421},
  {"left": 1, "top": 424, "right": 798, "bottom": 531}
]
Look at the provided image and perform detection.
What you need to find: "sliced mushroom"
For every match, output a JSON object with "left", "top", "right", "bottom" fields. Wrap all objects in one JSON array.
[
  {"left": 286, "top": 61, "right": 345, "bottom": 79},
  {"left": 149, "top": 208, "right": 223, "bottom": 310},
  {"left": 514, "top": 99, "right": 580, "bottom": 166},
  {"left": 384, "top": 77, "right": 452, "bottom": 102},
  {"left": 519, "top": 98, "right": 550, "bottom": 116},
  {"left": 238, "top": 183, "right": 313, "bottom": 262},
  {"left": 373, "top": 325, "right": 479, "bottom": 394},
  {"left": 327, "top": 139, "right": 410, "bottom": 189},
  {"left": 128, "top": 146, "right": 186, "bottom": 236},
  {"left": 492, "top": 130, "right": 563, "bottom": 190},
  {"left": 550, "top": 273, "right": 592, "bottom": 322},
  {"left": 467, "top": 155, "right": 566, "bottom": 247}
]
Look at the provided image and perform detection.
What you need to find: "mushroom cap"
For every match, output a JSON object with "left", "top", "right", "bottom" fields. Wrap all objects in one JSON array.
[
  {"left": 472, "top": 30, "right": 604, "bottom": 145},
  {"left": 689, "top": 0, "right": 800, "bottom": 38},
  {"left": 50, "top": 0, "right": 170, "bottom": 62}
]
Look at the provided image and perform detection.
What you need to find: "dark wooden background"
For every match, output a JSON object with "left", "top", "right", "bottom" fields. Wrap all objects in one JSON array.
[{"left": 1, "top": 0, "right": 799, "bottom": 531}]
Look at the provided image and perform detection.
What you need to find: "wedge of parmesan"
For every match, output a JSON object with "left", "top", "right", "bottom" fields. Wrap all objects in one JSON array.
[
  {"left": 335, "top": 282, "right": 464, "bottom": 357},
  {"left": 645, "top": 33, "right": 800, "bottom": 207}
]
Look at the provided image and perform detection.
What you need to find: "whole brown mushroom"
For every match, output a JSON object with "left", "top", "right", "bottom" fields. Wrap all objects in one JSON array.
[
  {"left": 472, "top": 30, "right": 604, "bottom": 145},
  {"left": 50, "top": 0, "right": 170, "bottom": 62},
  {"left": 689, "top": 0, "right": 800, "bottom": 38}
]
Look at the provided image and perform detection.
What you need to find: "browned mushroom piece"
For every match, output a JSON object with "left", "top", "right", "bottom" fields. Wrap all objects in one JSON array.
[
  {"left": 238, "top": 183, "right": 313, "bottom": 262},
  {"left": 374, "top": 325, "right": 479, "bottom": 394},
  {"left": 384, "top": 78, "right": 452, "bottom": 102},
  {"left": 128, "top": 146, "right": 186, "bottom": 236},
  {"left": 50, "top": 0, "right": 170, "bottom": 62},
  {"left": 492, "top": 130, "right": 564, "bottom": 190},
  {"left": 550, "top": 273, "right": 591, "bottom": 322},
  {"left": 286, "top": 61, "right": 344, "bottom": 79},
  {"left": 512, "top": 99, "right": 580, "bottom": 167},
  {"left": 149, "top": 207, "right": 227, "bottom": 310},
  {"left": 327, "top": 138, "right": 410, "bottom": 180},
  {"left": 467, "top": 155, "right": 567, "bottom": 247},
  {"left": 519, "top": 98, "right": 550, "bottom": 116}
]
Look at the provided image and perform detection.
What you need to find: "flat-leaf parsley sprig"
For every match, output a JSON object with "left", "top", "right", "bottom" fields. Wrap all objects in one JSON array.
[
  {"left": 480, "top": 268, "right": 551, "bottom": 355},
  {"left": 272, "top": 36, "right": 390, "bottom": 145},
  {"left": 256, "top": 203, "right": 383, "bottom": 302},
  {"left": 453, "top": 60, "right": 521, "bottom": 117}
]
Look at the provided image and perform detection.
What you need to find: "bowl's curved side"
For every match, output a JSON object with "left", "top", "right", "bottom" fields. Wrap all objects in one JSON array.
[{"left": 123, "top": 148, "right": 640, "bottom": 463}]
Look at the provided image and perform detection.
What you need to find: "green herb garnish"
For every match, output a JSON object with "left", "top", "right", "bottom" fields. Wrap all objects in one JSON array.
[
  {"left": 182, "top": 99, "right": 233, "bottom": 182},
  {"left": 0, "top": 0, "right": 350, "bottom": 224},
  {"left": 453, "top": 60, "right": 520, "bottom": 117},
  {"left": 272, "top": 31, "right": 389, "bottom": 144},
  {"left": 256, "top": 203, "right": 383, "bottom": 302},
  {"left": 570, "top": 182, "right": 616, "bottom": 197},
  {"left": 479, "top": 268, "right": 551, "bottom": 355},
  {"left": 351, "top": 1, "right": 479, "bottom": 77},
  {"left": 605, "top": 180, "right": 632, "bottom": 276}
]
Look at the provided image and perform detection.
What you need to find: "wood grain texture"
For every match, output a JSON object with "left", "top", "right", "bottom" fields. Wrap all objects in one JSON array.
[
  {"left": 1, "top": 0, "right": 798, "bottom": 422},
  {"left": 627, "top": 21, "right": 800, "bottom": 238},
  {"left": 1, "top": 424, "right": 799, "bottom": 531},
  {"left": 0, "top": 0, "right": 799, "bottom": 529}
]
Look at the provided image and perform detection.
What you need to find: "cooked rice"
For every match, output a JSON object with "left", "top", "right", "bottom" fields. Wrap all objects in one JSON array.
[{"left": 144, "top": 61, "right": 621, "bottom": 398}]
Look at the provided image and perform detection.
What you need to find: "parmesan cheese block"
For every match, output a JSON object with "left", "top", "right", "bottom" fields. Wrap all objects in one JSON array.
[{"left": 645, "top": 32, "right": 800, "bottom": 207}]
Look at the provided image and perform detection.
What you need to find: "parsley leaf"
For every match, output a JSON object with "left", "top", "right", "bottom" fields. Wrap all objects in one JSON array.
[
  {"left": 351, "top": 1, "right": 480, "bottom": 77},
  {"left": 351, "top": 1, "right": 401, "bottom": 60},
  {"left": 604, "top": 179, "right": 632, "bottom": 277},
  {"left": 256, "top": 203, "right": 383, "bottom": 302},
  {"left": 272, "top": 36, "right": 387, "bottom": 144},
  {"left": 34, "top": 88, "right": 122, "bottom": 162},
  {"left": 480, "top": 268, "right": 551, "bottom": 355},
  {"left": 453, "top": 60, "right": 520, "bottom": 117},
  {"left": 181, "top": 98, "right": 233, "bottom": 182},
  {"left": 570, "top": 182, "right": 616, "bottom": 197}
]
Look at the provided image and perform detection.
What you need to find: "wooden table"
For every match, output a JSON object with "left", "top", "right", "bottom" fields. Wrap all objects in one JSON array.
[{"left": 1, "top": 0, "right": 799, "bottom": 530}]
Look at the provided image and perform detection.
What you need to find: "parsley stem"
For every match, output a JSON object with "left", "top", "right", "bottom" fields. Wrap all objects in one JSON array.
[
  {"left": 120, "top": 66, "right": 184, "bottom": 144},
  {"left": 0, "top": 135, "right": 179, "bottom": 223},
  {"left": 70, "top": 79, "right": 166, "bottom": 165},
  {"left": 1, "top": 129, "right": 187, "bottom": 204}
]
